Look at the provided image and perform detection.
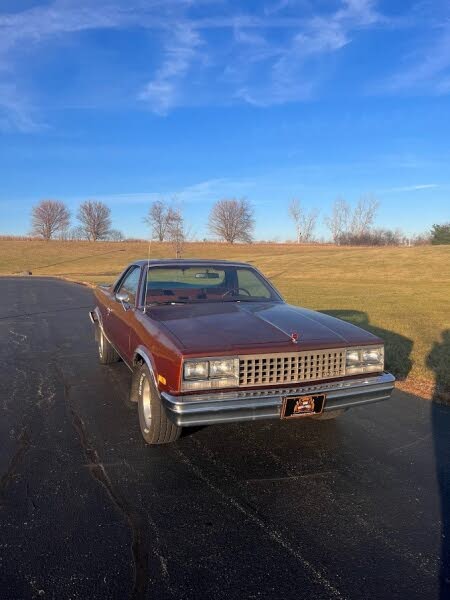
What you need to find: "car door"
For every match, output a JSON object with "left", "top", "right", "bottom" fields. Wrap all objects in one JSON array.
[{"left": 105, "top": 265, "right": 142, "bottom": 363}]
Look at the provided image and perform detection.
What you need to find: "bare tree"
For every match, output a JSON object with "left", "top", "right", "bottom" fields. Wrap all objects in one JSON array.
[
  {"left": 209, "top": 198, "right": 255, "bottom": 244},
  {"left": 325, "top": 195, "right": 380, "bottom": 244},
  {"left": 68, "top": 226, "right": 86, "bottom": 241},
  {"left": 288, "top": 199, "right": 319, "bottom": 243},
  {"left": 350, "top": 195, "right": 379, "bottom": 237},
  {"left": 107, "top": 229, "right": 125, "bottom": 242},
  {"left": 301, "top": 209, "right": 319, "bottom": 242},
  {"left": 30, "top": 199, "right": 70, "bottom": 240},
  {"left": 166, "top": 207, "right": 190, "bottom": 258},
  {"left": 289, "top": 199, "right": 302, "bottom": 243},
  {"left": 324, "top": 197, "right": 351, "bottom": 243},
  {"left": 77, "top": 200, "right": 112, "bottom": 241},
  {"left": 144, "top": 199, "right": 175, "bottom": 242}
]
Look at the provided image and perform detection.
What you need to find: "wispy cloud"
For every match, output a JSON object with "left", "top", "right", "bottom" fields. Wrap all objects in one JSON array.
[
  {"left": 0, "top": 83, "right": 45, "bottom": 132},
  {"left": 137, "top": 2, "right": 387, "bottom": 111},
  {"left": 0, "top": 0, "right": 405, "bottom": 127},
  {"left": 380, "top": 29, "right": 450, "bottom": 93},
  {"left": 0, "top": 1, "right": 137, "bottom": 53},
  {"left": 138, "top": 24, "right": 203, "bottom": 114},
  {"left": 374, "top": 0, "right": 450, "bottom": 97},
  {"left": 0, "top": 0, "right": 172, "bottom": 129},
  {"left": 264, "top": 1, "right": 291, "bottom": 17},
  {"left": 236, "top": 0, "right": 384, "bottom": 106},
  {"left": 380, "top": 183, "right": 439, "bottom": 193}
]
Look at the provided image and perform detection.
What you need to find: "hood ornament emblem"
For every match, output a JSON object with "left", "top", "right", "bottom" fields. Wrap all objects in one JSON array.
[{"left": 290, "top": 331, "right": 299, "bottom": 344}]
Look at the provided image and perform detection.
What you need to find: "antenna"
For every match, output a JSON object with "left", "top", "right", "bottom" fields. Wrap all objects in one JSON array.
[{"left": 143, "top": 237, "right": 151, "bottom": 314}]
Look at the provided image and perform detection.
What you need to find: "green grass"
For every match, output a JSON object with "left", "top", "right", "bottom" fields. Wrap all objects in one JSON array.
[{"left": 1, "top": 239, "right": 449, "bottom": 399}]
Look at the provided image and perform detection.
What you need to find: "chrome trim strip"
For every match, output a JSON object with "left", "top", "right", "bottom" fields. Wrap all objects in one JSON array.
[
  {"left": 167, "top": 373, "right": 392, "bottom": 402},
  {"left": 161, "top": 373, "right": 395, "bottom": 426}
]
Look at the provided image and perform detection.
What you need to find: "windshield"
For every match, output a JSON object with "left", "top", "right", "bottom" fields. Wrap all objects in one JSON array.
[{"left": 144, "top": 265, "right": 281, "bottom": 305}]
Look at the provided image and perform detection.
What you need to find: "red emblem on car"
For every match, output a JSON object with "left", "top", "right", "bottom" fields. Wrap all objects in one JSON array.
[{"left": 290, "top": 331, "right": 299, "bottom": 343}]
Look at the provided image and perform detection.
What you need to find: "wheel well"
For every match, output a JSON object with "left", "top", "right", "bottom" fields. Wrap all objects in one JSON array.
[
  {"left": 132, "top": 351, "right": 159, "bottom": 389},
  {"left": 133, "top": 353, "right": 145, "bottom": 368}
]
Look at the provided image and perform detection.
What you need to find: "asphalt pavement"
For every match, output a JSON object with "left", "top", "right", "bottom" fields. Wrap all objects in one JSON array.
[{"left": 0, "top": 277, "right": 449, "bottom": 600}]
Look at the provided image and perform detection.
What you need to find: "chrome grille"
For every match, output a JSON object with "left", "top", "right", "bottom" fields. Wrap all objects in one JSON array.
[{"left": 239, "top": 349, "right": 346, "bottom": 387}]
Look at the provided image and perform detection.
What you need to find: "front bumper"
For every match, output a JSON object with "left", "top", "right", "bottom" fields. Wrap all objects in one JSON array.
[{"left": 161, "top": 372, "right": 395, "bottom": 426}]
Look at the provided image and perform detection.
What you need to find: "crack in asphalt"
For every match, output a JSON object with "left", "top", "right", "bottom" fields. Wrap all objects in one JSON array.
[
  {"left": 1, "top": 334, "right": 161, "bottom": 599},
  {"left": 0, "top": 427, "right": 31, "bottom": 501},
  {"left": 49, "top": 358, "right": 176, "bottom": 598},
  {"left": 2, "top": 367, "right": 26, "bottom": 412},
  {"left": 36, "top": 373, "right": 57, "bottom": 409},
  {"left": 0, "top": 361, "right": 58, "bottom": 504},
  {"left": 61, "top": 372, "right": 149, "bottom": 600}
]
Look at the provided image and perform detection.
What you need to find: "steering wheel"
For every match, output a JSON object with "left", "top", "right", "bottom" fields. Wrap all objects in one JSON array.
[{"left": 222, "top": 287, "right": 251, "bottom": 298}]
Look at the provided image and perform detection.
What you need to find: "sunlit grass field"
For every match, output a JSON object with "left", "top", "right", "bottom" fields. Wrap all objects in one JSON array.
[{"left": 1, "top": 239, "right": 449, "bottom": 399}]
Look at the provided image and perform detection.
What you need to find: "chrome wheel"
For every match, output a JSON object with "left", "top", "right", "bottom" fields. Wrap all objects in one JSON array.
[
  {"left": 141, "top": 377, "right": 152, "bottom": 433},
  {"left": 136, "top": 364, "right": 182, "bottom": 444},
  {"left": 98, "top": 331, "right": 104, "bottom": 358}
]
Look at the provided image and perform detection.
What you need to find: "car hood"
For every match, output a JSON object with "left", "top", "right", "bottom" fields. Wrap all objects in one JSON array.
[{"left": 147, "top": 302, "right": 381, "bottom": 354}]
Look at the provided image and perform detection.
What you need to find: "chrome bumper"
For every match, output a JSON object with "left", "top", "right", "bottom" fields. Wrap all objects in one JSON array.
[{"left": 161, "top": 372, "right": 396, "bottom": 426}]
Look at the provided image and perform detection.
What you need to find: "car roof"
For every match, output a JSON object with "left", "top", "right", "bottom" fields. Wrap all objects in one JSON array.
[{"left": 133, "top": 258, "right": 253, "bottom": 268}]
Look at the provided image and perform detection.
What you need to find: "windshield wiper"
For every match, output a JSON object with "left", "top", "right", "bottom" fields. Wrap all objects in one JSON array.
[
  {"left": 146, "top": 300, "right": 190, "bottom": 306},
  {"left": 147, "top": 298, "right": 267, "bottom": 306},
  {"left": 222, "top": 297, "right": 263, "bottom": 302}
]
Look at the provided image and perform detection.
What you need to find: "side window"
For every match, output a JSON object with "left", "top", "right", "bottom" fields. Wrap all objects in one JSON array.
[
  {"left": 237, "top": 268, "right": 271, "bottom": 299},
  {"left": 116, "top": 267, "right": 141, "bottom": 305}
]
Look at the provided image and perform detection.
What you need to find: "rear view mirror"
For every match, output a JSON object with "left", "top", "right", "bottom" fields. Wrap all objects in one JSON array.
[{"left": 195, "top": 272, "right": 220, "bottom": 279}]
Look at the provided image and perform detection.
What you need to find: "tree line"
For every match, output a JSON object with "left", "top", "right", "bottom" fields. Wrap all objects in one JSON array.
[
  {"left": 29, "top": 196, "right": 447, "bottom": 248},
  {"left": 30, "top": 199, "right": 124, "bottom": 242}
]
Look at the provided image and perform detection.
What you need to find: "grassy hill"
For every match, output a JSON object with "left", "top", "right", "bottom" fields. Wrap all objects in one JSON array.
[{"left": 1, "top": 239, "right": 449, "bottom": 400}]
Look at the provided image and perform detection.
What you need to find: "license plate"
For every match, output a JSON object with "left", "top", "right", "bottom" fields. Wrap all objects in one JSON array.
[{"left": 281, "top": 394, "right": 326, "bottom": 419}]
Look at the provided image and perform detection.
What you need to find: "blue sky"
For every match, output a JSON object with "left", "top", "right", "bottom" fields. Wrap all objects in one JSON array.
[{"left": 0, "top": 0, "right": 449, "bottom": 240}]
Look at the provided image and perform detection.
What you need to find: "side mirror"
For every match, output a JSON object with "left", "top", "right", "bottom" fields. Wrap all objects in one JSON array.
[{"left": 115, "top": 291, "right": 131, "bottom": 310}]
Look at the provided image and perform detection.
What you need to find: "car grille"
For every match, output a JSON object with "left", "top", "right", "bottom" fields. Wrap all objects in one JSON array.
[{"left": 238, "top": 349, "right": 347, "bottom": 387}]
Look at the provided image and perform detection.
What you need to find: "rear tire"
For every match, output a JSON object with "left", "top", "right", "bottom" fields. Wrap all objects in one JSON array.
[
  {"left": 97, "top": 326, "right": 119, "bottom": 365},
  {"left": 136, "top": 364, "right": 182, "bottom": 445},
  {"left": 314, "top": 409, "right": 345, "bottom": 420}
]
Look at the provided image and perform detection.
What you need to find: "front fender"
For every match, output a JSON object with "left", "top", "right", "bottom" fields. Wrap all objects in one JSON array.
[{"left": 133, "top": 345, "right": 158, "bottom": 388}]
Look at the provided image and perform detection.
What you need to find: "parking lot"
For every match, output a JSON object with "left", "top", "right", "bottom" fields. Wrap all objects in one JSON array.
[{"left": 1, "top": 277, "right": 449, "bottom": 600}]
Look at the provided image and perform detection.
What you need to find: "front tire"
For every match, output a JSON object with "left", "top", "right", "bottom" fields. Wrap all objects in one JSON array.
[{"left": 136, "top": 364, "right": 182, "bottom": 445}]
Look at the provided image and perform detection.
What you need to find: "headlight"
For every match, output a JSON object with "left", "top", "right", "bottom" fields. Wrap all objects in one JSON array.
[
  {"left": 182, "top": 357, "right": 239, "bottom": 391},
  {"left": 346, "top": 350, "right": 360, "bottom": 366},
  {"left": 346, "top": 346, "right": 384, "bottom": 375},
  {"left": 210, "top": 358, "right": 236, "bottom": 378},
  {"left": 184, "top": 360, "right": 209, "bottom": 380},
  {"left": 362, "top": 348, "right": 384, "bottom": 364}
]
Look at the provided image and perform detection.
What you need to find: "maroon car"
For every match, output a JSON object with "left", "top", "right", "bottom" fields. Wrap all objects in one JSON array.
[{"left": 89, "top": 260, "right": 395, "bottom": 445}]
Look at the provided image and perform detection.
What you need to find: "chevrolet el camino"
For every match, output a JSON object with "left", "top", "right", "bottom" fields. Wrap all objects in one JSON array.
[{"left": 89, "top": 260, "right": 395, "bottom": 445}]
